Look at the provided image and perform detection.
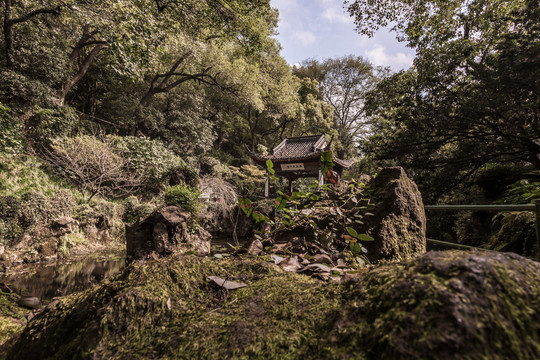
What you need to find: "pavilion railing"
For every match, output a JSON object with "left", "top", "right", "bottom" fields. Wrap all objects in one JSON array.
[{"left": 424, "top": 199, "right": 540, "bottom": 261}]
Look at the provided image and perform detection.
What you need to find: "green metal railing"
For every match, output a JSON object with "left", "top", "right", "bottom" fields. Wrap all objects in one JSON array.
[{"left": 424, "top": 199, "right": 540, "bottom": 261}]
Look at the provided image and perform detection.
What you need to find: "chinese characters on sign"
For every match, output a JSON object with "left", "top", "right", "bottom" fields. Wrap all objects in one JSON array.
[{"left": 280, "top": 163, "right": 305, "bottom": 171}]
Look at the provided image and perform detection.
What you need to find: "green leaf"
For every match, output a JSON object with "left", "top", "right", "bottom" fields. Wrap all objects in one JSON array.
[
  {"left": 252, "top": 211, "right": 270, "bottom": 224},
  {"left": 357, "top": 234, "right": 374, "bottom": 242},
  {"left": 346, "top": 227, "right": 359, "bottom": 238},
  {"left": 238, "top": 197, "right": 253, "bottom": 217},
  {"left": 276, "top": 196, "right": 287, "bottom": 211},
  {"left": 352, "top": 242, "right": 362, "bottom": 255}
]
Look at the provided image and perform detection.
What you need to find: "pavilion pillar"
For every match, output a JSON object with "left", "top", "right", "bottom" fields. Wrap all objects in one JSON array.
[
  {"left": 318, "top": 170, "right": 324, "bottom": 187},
  {"left": 288, "top": 178, "right": 293, "bottom": 193},
  {"left": 265, "top": 175, "right": 270, "bottom": 198}
]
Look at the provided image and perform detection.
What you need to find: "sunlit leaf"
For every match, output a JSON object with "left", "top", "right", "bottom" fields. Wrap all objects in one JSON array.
[
  {"left": 346, "top": 227, "right": 359, "bottom": 238},
  {"left": 357, "top": 234, "right": 374, "bottom": 241}
]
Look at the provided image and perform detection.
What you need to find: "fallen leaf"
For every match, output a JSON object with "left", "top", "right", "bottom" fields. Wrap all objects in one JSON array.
[
  {"left": 279, "top": 256, "right": 302, "bottom": 272},
  {"left": 271, "top": 254, "right": 285, "bottom": 265},
  {"left": 312, "top": 254, "right": 334, "bottom": 265},
  {"left": 271, "top": 242, "right": 291, "bottom": 253},
  {"left": 299, "top": 263, "right": 332, "bottom": 273},
  {"left": 247, "top": 239, "right": 264, "bottom": 256},
  {"left": 208, "top": 276, "right": 247, "bottom": 290}
]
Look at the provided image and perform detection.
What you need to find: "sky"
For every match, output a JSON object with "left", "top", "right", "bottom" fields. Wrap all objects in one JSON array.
[{"left": 270, "top": 0, "right": 416, "bottom": 71}]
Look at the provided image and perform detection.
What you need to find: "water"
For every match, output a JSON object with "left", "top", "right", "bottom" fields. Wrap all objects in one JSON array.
[
  {"left": 0, "top": 237, "right": 250, "bottom": 304},
  {"left": 0, "top": 252, "right": 125, "bottom": 303}
]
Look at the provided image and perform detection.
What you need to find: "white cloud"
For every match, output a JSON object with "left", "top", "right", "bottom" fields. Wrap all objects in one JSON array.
[
  {"left": 292, "top": 30, "right": 317, "bottom": 46},
  {"left": 321, "top": 6, "right": 352, "bottom": 24},
  {"left": 365, "top": 45, "right": 414, "bottom": 70},
  {"left": 272, "top": 0, "right": 299, "bottom": 12}
]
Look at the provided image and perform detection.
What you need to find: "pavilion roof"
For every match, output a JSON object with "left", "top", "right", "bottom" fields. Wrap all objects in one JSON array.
[{"left": 249, "top": 134, "right": 354, "bottom": 169}]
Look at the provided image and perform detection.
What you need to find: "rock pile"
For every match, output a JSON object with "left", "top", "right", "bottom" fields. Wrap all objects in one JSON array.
[{"left": 126, "top": 206, "right": 211, "bottom": 260}]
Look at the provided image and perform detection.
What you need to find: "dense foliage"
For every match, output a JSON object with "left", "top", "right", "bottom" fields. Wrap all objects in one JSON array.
[
  {"left": 0, "top": 0, "right": 347, "bottom": 163},
  {"left": 1, "top": 0, "right": 537, "bottom": 205},
  {"left": 346, "top": 0, "right": 540, "bottom": 201}
]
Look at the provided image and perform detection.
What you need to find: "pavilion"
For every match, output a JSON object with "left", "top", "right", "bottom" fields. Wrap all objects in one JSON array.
[{"left": 249, "top": 134, "right": 354, "bottom": 197}]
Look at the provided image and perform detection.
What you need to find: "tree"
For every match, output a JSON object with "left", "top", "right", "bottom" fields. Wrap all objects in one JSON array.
[
  {"left": 347, "top": 0, "right": 540, "bottom": 200},
  {"left": 2, "top": 0, "right": 61, "bottom": 68},
  {"left": 295, "top": 56, "right": 387, "bottom": 158}
]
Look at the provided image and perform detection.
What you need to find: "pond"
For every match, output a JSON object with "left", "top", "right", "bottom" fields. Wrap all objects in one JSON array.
[
  {"left": 0, "top": 238, "right": 249, "bottom": 305},
  {"left": 0, "top": 252, "right": 125, "bottom": 303}
]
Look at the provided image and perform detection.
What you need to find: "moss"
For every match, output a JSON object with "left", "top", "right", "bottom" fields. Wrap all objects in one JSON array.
[
  {"left": 57, "top": 231, "right": 88, "bottom": 257},
  {"left": 4, "top": 251, "right": 540, "bottom": 360},
  {"left": 5, "top": 256, "right": 347, "bottom": 360},
  {"left": 0, "top": 292, "right": 27, "bottom": 347},
  {"left": 331, "top": 250, "right": 540, "bottom": 359}
]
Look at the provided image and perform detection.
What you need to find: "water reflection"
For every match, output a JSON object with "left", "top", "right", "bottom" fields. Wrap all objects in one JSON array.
[{"left": 0, "top": 254, "right": 125, "bottom": 302}]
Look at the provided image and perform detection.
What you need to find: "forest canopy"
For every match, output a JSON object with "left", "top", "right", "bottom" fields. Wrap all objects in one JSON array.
[{"left": 0, "top": 0, "right": 538, "bottom": 202}]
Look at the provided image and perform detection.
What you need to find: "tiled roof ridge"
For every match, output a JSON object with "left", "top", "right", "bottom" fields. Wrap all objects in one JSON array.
[{"left": 272, "top": 133, "right": 326, "bottom": 156}]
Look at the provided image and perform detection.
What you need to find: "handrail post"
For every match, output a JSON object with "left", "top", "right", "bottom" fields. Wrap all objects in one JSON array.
[{"left": 534, "top": 199, "right": 540, "bottom": 261}]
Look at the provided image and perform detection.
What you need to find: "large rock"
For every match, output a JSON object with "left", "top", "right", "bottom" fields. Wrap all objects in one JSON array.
[
  {"left": 125, "top": 206, "right": 210, "bottom": 260},
  {"left": 332, "top": 250, "right": 540, "bottom": 359},
  {"left": 361, "top": 167, "right": 426, "bottom": 261},
  {"left": 4, "top": 251, "right": 539, "bottom": 360}
]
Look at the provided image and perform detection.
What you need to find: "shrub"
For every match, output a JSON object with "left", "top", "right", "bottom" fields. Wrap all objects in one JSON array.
[
  {"left": 26, "top": 106, "right": 78, "bottom": 149},
  {"left": 198, "top": 176, "right": 238, "bottom": 231},
  {"left": 168, "top": 167, "right": 199, "bottom": 188},
  {"left": 0, "top": 196, "right": 22, "bottom": 246},
  {"left": 164, "top": 184, "right": 201, "bottom": 214},
  {"left": 106, "top": 135, "right": 186, "bottom": 188},
  {"left": 45, "top": 135, "right": 143, "bottom": 201},
  {"left": 0, "top": 69, "right": 54, "bottom": 108},
  {"left": 122, "top": 195, "right": 156, "bottom": 224},
  {"left": 199, "top": 156, "right": 232, "bottom": 178},
  {"left": 504, "top": 171, "right": 540, "bottom": 204}
]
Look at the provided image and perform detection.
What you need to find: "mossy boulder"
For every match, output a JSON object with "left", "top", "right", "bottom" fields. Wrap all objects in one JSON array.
[
  {"left": 333, "top": 250, "right": 540, "bottom": 359},
  {"left": 4, "top": 251, "right": 540, "bottom": 359},
  {"left": 4, "top": 256, "right": 344, "bottom": 360},
  {"left": 362, "top": 167, "right": 426, "bottom": 261}
]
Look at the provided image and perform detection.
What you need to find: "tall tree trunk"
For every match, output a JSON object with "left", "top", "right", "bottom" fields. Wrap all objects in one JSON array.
[{"left": 58, "top": 42, "right": 107, "bottom": 106}]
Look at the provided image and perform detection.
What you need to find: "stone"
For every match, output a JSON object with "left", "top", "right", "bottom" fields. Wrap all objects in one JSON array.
[
  {"left": 52, "top": 216, "right": 75, "bottom": 227},
  {"left": 51, "top": 216, "right": 77, "bottom": 236},
  {"left": 152, "top": 222, "right": 169, "bottom": 255},
  {"left": 126, "top": 206, "right": 209, "bottom": 260},
  {"left": 333, "top": 250, "right": 540, "bottom": 359},
  {"left": 361, "top": 167, "right": 426, "bottom": 262},
  {"left": 18, "top": 296, "right": 41, "bottom": 310}
]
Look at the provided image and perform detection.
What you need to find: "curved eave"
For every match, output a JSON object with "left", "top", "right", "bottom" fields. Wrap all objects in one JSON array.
[{"left": 333, "top": 156, "right": 354, "bottom": 169}]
